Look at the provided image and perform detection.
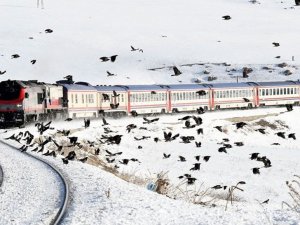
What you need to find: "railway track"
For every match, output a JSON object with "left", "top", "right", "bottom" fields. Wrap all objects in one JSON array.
[{"left": 0, "top": 139, "right": 69, "bottom": 225}]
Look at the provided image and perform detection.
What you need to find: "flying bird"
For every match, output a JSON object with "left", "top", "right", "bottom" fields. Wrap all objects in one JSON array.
[
  {"left": 0, "top": 70, "right": 6, "bottom": 75},
  {"left": 11, "top": 54, "right": 20, "bottom": 59},
  {"left": 272, "top": 42, "right": 280, "bottom": 47},
  {"left": 171, "top": 66, "right": 182, "bottom": 76},
  {"left": 45, "top": 29, "right": 53, "bottom": 33},
  {"left": 222, "top": 15, "right": 231, "bottom": 20},
  {"left": 31, "top": 60, "right": 36, "bottom": 65},
  {"left": 107, "top": 71, "right": 116, "bottom": 76}
]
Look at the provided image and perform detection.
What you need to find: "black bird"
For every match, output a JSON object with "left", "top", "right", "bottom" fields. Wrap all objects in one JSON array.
[
  {"left": 110, "top": 103, "right": 119, "bottom": 109},
  {"left": 218, "top": 147, "right": 227, "bottom": 153},
  {"left": 78, "top": 157, "right": 88, "bottom": 163},
  {"left": 272, "top": 42, "right": 280, "bottom": 47},
  {"left": 214, "top": 126, "right": 223, "bottom": 132},
  {"left": 263, "top": 158, "right": 272, "bottom": 168},
  {"left": 271, "top": 143, "right": 280, "bottom": 146},
  {"left": 62, "top": 158, "right": 69, "bottom": 164},
  {"left": 11, "top": 54, "right": 20, "bottom": 59},
  {"left": 143, "top": 117, "right": 159, "bottom": 124},
  {"left": 252, "top": 167, "right": 260, "bottom": 175},
  {"left": 102, "top": 93, "right": 110, "bottom": 101},
  {"left": 190, "top": 163, "right": 201, "bottom": 171},
  {"left": 0, "top": 70, "right": 6, "bottom": 75},
  {"left": 187, "top": 177, "right": 197, "bottom": 185},
  {"left": 256, "top": 128, "right": 266, "bottom": 134},
  {"left": 154, "top": 137, "right": 159, "bottom": 143},
  {"left": 131, "top": 110, "right": 138, "bottom": 117},
  {"left": 197, "top": 128, "right": 203, "bottom": 135},
  {"left": 185, "top": 120, "right": 191, "bottom": 128},
  {"left": 243, "top": 98, "right": 250, "bottom": 102},
  {"left": 131, "top": 46, "right": 139, "bottom": 51},
  {"left": 120, "top": 159, "right": 129, "bottom": 165},
  {"left": 126, "top": 124, "right": 137, "bottom": 133},
  {"left": 250, "top": 153, "right": 260, "bottom": 160},
  {"left": 45, "top": 29, "right": 53, "bottom": 33},
  {"left": 235, "top": 122, "right": 247, "bottom": 129},
  {"left": 163, "top": 153, "right": 171, "bottom": 159},
  {"left": 68, "top": 136, "right": 78, "bottom": 145},
  {"left": 286, "top": 104, "right": 293, "bottom": 112},
  {"left": 276, "top": 132, "right": 285, "bottom": 139},
  {"left": 134, "top": 136, "right": 151, "bottom": 141},
  {"left": 106, "top": 158, "right": 115, "bottom": 163},
  {"left": 171, "top": 66, "right": 182, "bottom": 76},
  {"left": 66, "top": 151, "right": 76, "bottom": 160},
  {"left": 107, "top": 71, "right": 116, "bottom": 76},
  {"left": 203, "top": 156, "right": 211, "bottom": 162},
  {"left": 288, "top": 133, "right": 296, "bottom": 140},
  {"left": 95, "top": 148, "right": 100, "bottom": 155},
  {"left": 112, "top": 90, "right": 120, "bottom": 97},
  {"left": 84, "top": 118, "right": 90, "bottom": 128},
  {"left": 64, "top": 75, "right": 73, "bottom": 82},
  {"left": 196, "top": 107, "right": 205, "bottom": 114},
  {"left": 30, "top": 60, "right": 36, "bottom": 64},
  {"left": 100, "top": 55, "right": 118, "bottom": 62},
  {"left": 192, "top": 116, "right": 202, "bottom": 125},
  {"left": 261, "top": 199, "right": 269, "bottom": 204},
  {"left": 164, "top": 132, "right": 179, "bottom": 142},
  {"left": 65, "top": 118, "right": 73, "bottom": 121},
  {"left": 223, "top": 138, "right": 229, "bottom": 142},
  {"left": 211, "top": 185, "right": 223, "bottom": 190},
  {"left": 222, "top": 15, "right": 231, "bottom": 20},
  {"left": 100, "top": 56, "right": 109, "bottom": 62},
  {"left": 131, "top": 158, "right": 140, "bottom": 162},
  {"left": 178, "top": 156, "right": 186, "bottom": 162},
  {"left": 234, "top": 142, "right": 244, "bottom": 147},
  {"left": 138, "top": 145, "right": 143, "bottom": 149},
  {"left": 102, "top": 117, "right": 109, "bottom": 126},
  {"left": 196, "top": 90, "right": 206, "bottom": 96},
  {"left": 151, "top": 91, "right": 157, "bottom": 94},
  {"left": 195, "top": 155, "right": 201, "bottom": 161},
  {"left": 195, "top": 141, "right": 201, "bottom": 148},
  {"left": 20, "top": 145, "right": 28, "bottom": 152},
  {"left": 178, "top": 116, "right": 192, "bottom": 121}
]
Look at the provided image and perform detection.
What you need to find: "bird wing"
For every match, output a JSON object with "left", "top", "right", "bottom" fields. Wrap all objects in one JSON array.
[{"left": 173, "top": 66, "right": 182, "bottom": 75}]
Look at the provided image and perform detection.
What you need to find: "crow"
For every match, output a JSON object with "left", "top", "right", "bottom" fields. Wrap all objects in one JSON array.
[
  {"left": 134, "top": 136, "right": 151, "bottom": 141},
  {"left": 138, "top": 145, "right": 143, "bottom": 149},
  {"left": 256, "top": 128, "right": 266, "bottom": 134},
  {"left": 107, "top": 71, "right": 116, "bottom": 76},
  {"left": 131, "top": 158, "right": 140, "bottom": 162},
  {"left": 195, "top": 141, "right": 201, "bottom": 148},
  {"left": 222, "top": 15, "right": 231, "bottom": 20},
  {"left": 78, "top": 157, "right": 88, "bottom": 163},
  {"left": 250, "top": 153, "right": 260, "bottom": 160},
  {"left": 100, "top": 55, "right": 118, "bottom": 62},
  {"left": 271, "top": 143, "right": 280, "bottom": 146},
  {"left": 112, "top": 90, "right": 120, "bottom": 97},
  {"left": 272, "top": 42, "right": 280, "bottom": 47},
  {"left": 218, "top": 147, "right": 227, "bottom": 153},
  {"left": 211, "top": 185, "right": 223, "bottom": 190},
  {"left": 288, "top": 133, "right": 296, "bottom": 140},
  {"left": 196, "top": 107, "right": 205, "bottom": 114},
  {"left": 62, "top": 158, "right": 69, "bottom": 164},
  {"left": 65, "top": 118, "right": 73, "bottom": 121},
  {"left": 66, "top": 151, "right": 76, "bottom": 160},
  {"left": 192, "top": 116, "right": 202, "bottom": 125},
  {"left": 164, "top": 132, "right": 179, "bottom": 142},
  {"left": 84, "top": 118, "right": 90, "bottom": 128},
  {"left": 110, "top": 103, "right": 119, "bottom": 109},
  {"left": 223, "top": 143, "right": 232, "bottom": 148},
  {"left": 45, "top": 29, "right": 53, "bottom": 33},
  {"left": 223, "top": 138, "right": 229, "bottom": 142},
  {"left": 276, "top": 132, "right": 285, "bottom": 139},
  {"left": 131, "top": 110, "right": 138, "bottom": 117},
  {"left": 171, "top": 66, "right": 182, "bottom": 76},
  {"left": 196, "top": 90, "right": 206, "bottom": 96},
  {"left": 100, "top": 57, "right": 109, "bottom": 62},
  {"left": 95, "top": 148, "right": 100, "bottom": 155},
  {"left": 184, "top": 120, "right": 191, "bottom": 128},
  {"left": 243, "top": 98, "right": 250, "bottom": 102},
  {"left": 235, "top": 122, "right": 247, "bottom": 129},
  {"left": 151, "top": 91, "right": 157, "bottom": 94},
  {"left": 68, "top": 136, "right": 78, "bottom": 145},
  {"left": 190, "top": 163, "right": 201, "bottom": 171},
  {"left": 163, "top": 153, "right": 171, "bottom": 159},
  {"left": 187, "top": 177, "right": 197, "bottom": 185},
  {"left": 178, "top": 116, "right": 192, "bottom": 120},
  {"left": 203, "top": 156, "right": 211, "bottom": 162},
  {"left": 11, "top": 54, "right": 20, "bottom": 59},
  {"left": 30, "top": 60, "right": 36, "bottom": 65},
  {"left": 214, "top": 126, "right": 223, "bottom": 132},
  {"left": 102, "top": 93, "right": 110, "bottom": 101},
  {"left": 102, "top": 117, "right": 109, "bottom": 126},
  {"left": 0, "top": 70, "right": 6, "bottom": 75},
  {"left": 261, "top": 199, "right": 269, "bottom": 204},
  {"left": 143, "top": 117, "right": 159, "bottom": 124},
  {"left": 197, "top": 128, "right": 203, "bottom": 135},
  {"left": 131, "top": 46, "right": 139, "bottom": 51},
  {"left": 234, "top": 142, "right": 244, "bottom": 147},
  {"left": 106, "top": 158, "right": 115, "bottom": 163},
  {"left": 126, "top": 124, "right": 137, "bottom": 133},
  {"left": 178, "top": 156, "right": 186, "bottom": 162},
  {"left": 20, "top": 145, "right": 28, "bottom": 152},
  {"left": 195, "top": 155, "right": 201, "bottom": 161},
  {"left": 154, "top": 137, "right": 160, "bottom": 143},
  {"left": 120, "top": 159, "right": 129, "bottom": 165},
  {"left": 252, "top": 167, "right": 260, "bottom": 175}
]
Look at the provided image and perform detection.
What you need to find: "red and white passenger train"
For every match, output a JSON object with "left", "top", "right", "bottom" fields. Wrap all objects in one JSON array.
[{"left": 0, "top": 79, "right": 299, "bottom": 126}]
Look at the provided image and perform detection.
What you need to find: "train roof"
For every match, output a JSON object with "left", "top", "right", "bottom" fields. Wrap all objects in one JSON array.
[
  {"left": 256, "top": 81, "right": 300, "bottom": 87},
  {"left": 209, "top": 82, "right": 257, "bottom": 89},
  {"left": 125, "top": 85, "right": 169, "bottom": 91},
  {"left": 94, "top": 85, "right": 127, "bottom": 92},
  {"left": 59, "top": 83, "right": 97, "bottom": 91},
  {"left": 166, "top": 84, "right": 211, "bottom": 90}
]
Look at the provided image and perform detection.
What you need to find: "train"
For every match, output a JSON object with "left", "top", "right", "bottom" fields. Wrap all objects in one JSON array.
[{"left": 0, "top": 79, "right": 299, "bottom": 127}]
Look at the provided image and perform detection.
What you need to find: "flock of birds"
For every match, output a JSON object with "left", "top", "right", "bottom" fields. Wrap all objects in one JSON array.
[{"left": 1, "top": 103, "right": 297, "bottom": 197}]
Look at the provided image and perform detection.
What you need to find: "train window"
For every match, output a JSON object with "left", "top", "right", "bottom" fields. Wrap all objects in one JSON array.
[
  {"left": 121, "top": 94, "right": 124, "bottom": 102},
  {"left": 37, "top": 93, "right": 43, "bottom": 104},
  {"left": 229, "top": 90, "right": 232, "bottom": 98},
  {"left": 82, "top": 94, "right": 85, "bottom": 103},
  {"left": 280, "top": 89, "right": 283, "bottom": 95},
  {"left": 291, "top": 88, "right": 294, "bottom": 94},
  {"left": 75, "top": 94, "right": 78, "bottom": 103},
  {"left": 262, "top": 89, "right": 265, "bottom": 96},
  {"left": 272, "top": 89, "right": 275, "bottom": 95},
  {"left": 287, "top": 88, "right": 290, "bottom": 95},
  {"left": 266, "top": 89, "right": 269, "bottom": 96},
  {"left": 71, "top": 94, "right": 74, "bottom": 103},
  {"left": 284, "top": 88, "right": 286, "bottom": 95}
]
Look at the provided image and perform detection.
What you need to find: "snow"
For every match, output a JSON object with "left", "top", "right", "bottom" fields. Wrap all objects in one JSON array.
[{"left": 0, "top": 0, "right": 300, "bottom": 224}]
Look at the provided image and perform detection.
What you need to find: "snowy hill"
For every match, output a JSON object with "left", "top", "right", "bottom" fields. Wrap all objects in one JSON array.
[{"left": 0, "top": 0, "right": 300, "bottom": 84}]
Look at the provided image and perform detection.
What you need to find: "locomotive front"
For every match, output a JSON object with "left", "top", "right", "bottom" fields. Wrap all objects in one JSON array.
[{"left": 0, "top": 80, "right": 26, "bottom": 126}]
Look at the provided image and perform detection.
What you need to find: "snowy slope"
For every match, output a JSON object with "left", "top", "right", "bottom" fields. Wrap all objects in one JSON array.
[{"left": 0, "top": 0, "right": 300, "bottom": 84}]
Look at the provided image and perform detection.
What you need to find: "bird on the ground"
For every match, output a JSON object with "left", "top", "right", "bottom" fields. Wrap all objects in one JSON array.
[
  {"left": 68, "top": 136, "right": 78, "bottom": 145},
  {"left": 131, "top": 110, "right": 138, "bottom": 117},
  {"left": 187, "top": 177, "right": 197, "bottom": 185},
  {"left": 195, "top": 141, "right": 201, "bottom": 148},
  {"left": 203, "top": 156, "right": 211, "bottom": 162},
  {"left": 234, "top": 142, "right": 244, "bottom": 146},
  {"left": 256, "top": 128, "right": 266, "bottom": 134},
  {"left": 154, "top": 137, "right": 160, "bottom": 143},
  {"left": 178, "top": 116, "right": 192, "bottom": 121},
  {"left": 288, "top": 133, "right": 296, "bottom": 140},
  {"left": 78, "top": 157, "right": 88, "bottom": 163},
  {"left": 195, "top": 155, "right": 201, "bottom": 161},
  {"left": 45, "top": 29, "right": 53, "bottom": 33},
  {"left": 223, "top": 138, "right": 230, "bottom": 142},
  {"left": 126, "top": 124, "right": 137, "bottom": 133},
  {"left": 65, "top": 118, "right": 73, "bottom": 121},
  {"left": 214, "top": 126, "right": 223, "bottom": 132},
  {"left": 95, "top": 148, "right": 100, "bottom": 155},
  {"left": 235, "top": 122, "right": 247, "bottom": 129},
  {"left": 65, "top": 151, "right": 76, "bottom": 160},
  {"left": 102, "top": 117, "right": 109, "bottom": 126},
  {"left": 171, "top": 66, "right": 182, "bottom": 76},
  {"left": 276, "top": 132, "right": 285, "bottom": 139},
  {"left": 164, "top": 132, "right": 180, "bottom": 142},
  {"left": 218, "top": 147, "right": 227, "bottom": 153},
  {"left": 11, "top": 54, "right": 20, "bottom": 59},
  {"left": 107, "top": 71, "right": 116, "bottom": 76},
  {"left": 178, "top": 156, "right": 186, "bottom": 162},
  {"left": 211, "top": 185, "right": 224, "bottom": 190},
  {"left": 120, "top": 159, "right": 129, "bottom": 165},
  {"left": 143, "top": 117, "right": 159, "bottom": 124},
  {"left": 190, "top": 163, "right": 201, "bottom": 171},
  {"left": 196, "top": 107, "right": 205, "bottom": 114},
  {"left": 250, "top": 153, "right": 260, "bottom": 160},
  {"left": 197, "top": 128, "right": 204, "bottom": 135},
  {"left": 62, "top": 158, "right": 69, "bottom": 164},
  {"left": 106, "top": 158, "right": 115, "bottom": 163},
  {"left": 252, "top": 167, "right": 260, "bottom": 175},
  {"left": 222, "top": 15, "right": 231, "bottom": 20}
]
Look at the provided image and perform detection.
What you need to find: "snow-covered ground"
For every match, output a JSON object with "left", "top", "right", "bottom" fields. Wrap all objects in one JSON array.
[
  {"left": 0, "top": 0, "right": 300, "bottom": 84},
  {"left": 1, "top": 0, "right": 300, "bottom": 224}
]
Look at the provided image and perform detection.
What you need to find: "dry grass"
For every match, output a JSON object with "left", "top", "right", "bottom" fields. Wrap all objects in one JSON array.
[{"left": 282, "top": 175, "right": 300, "bottom": 216}]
